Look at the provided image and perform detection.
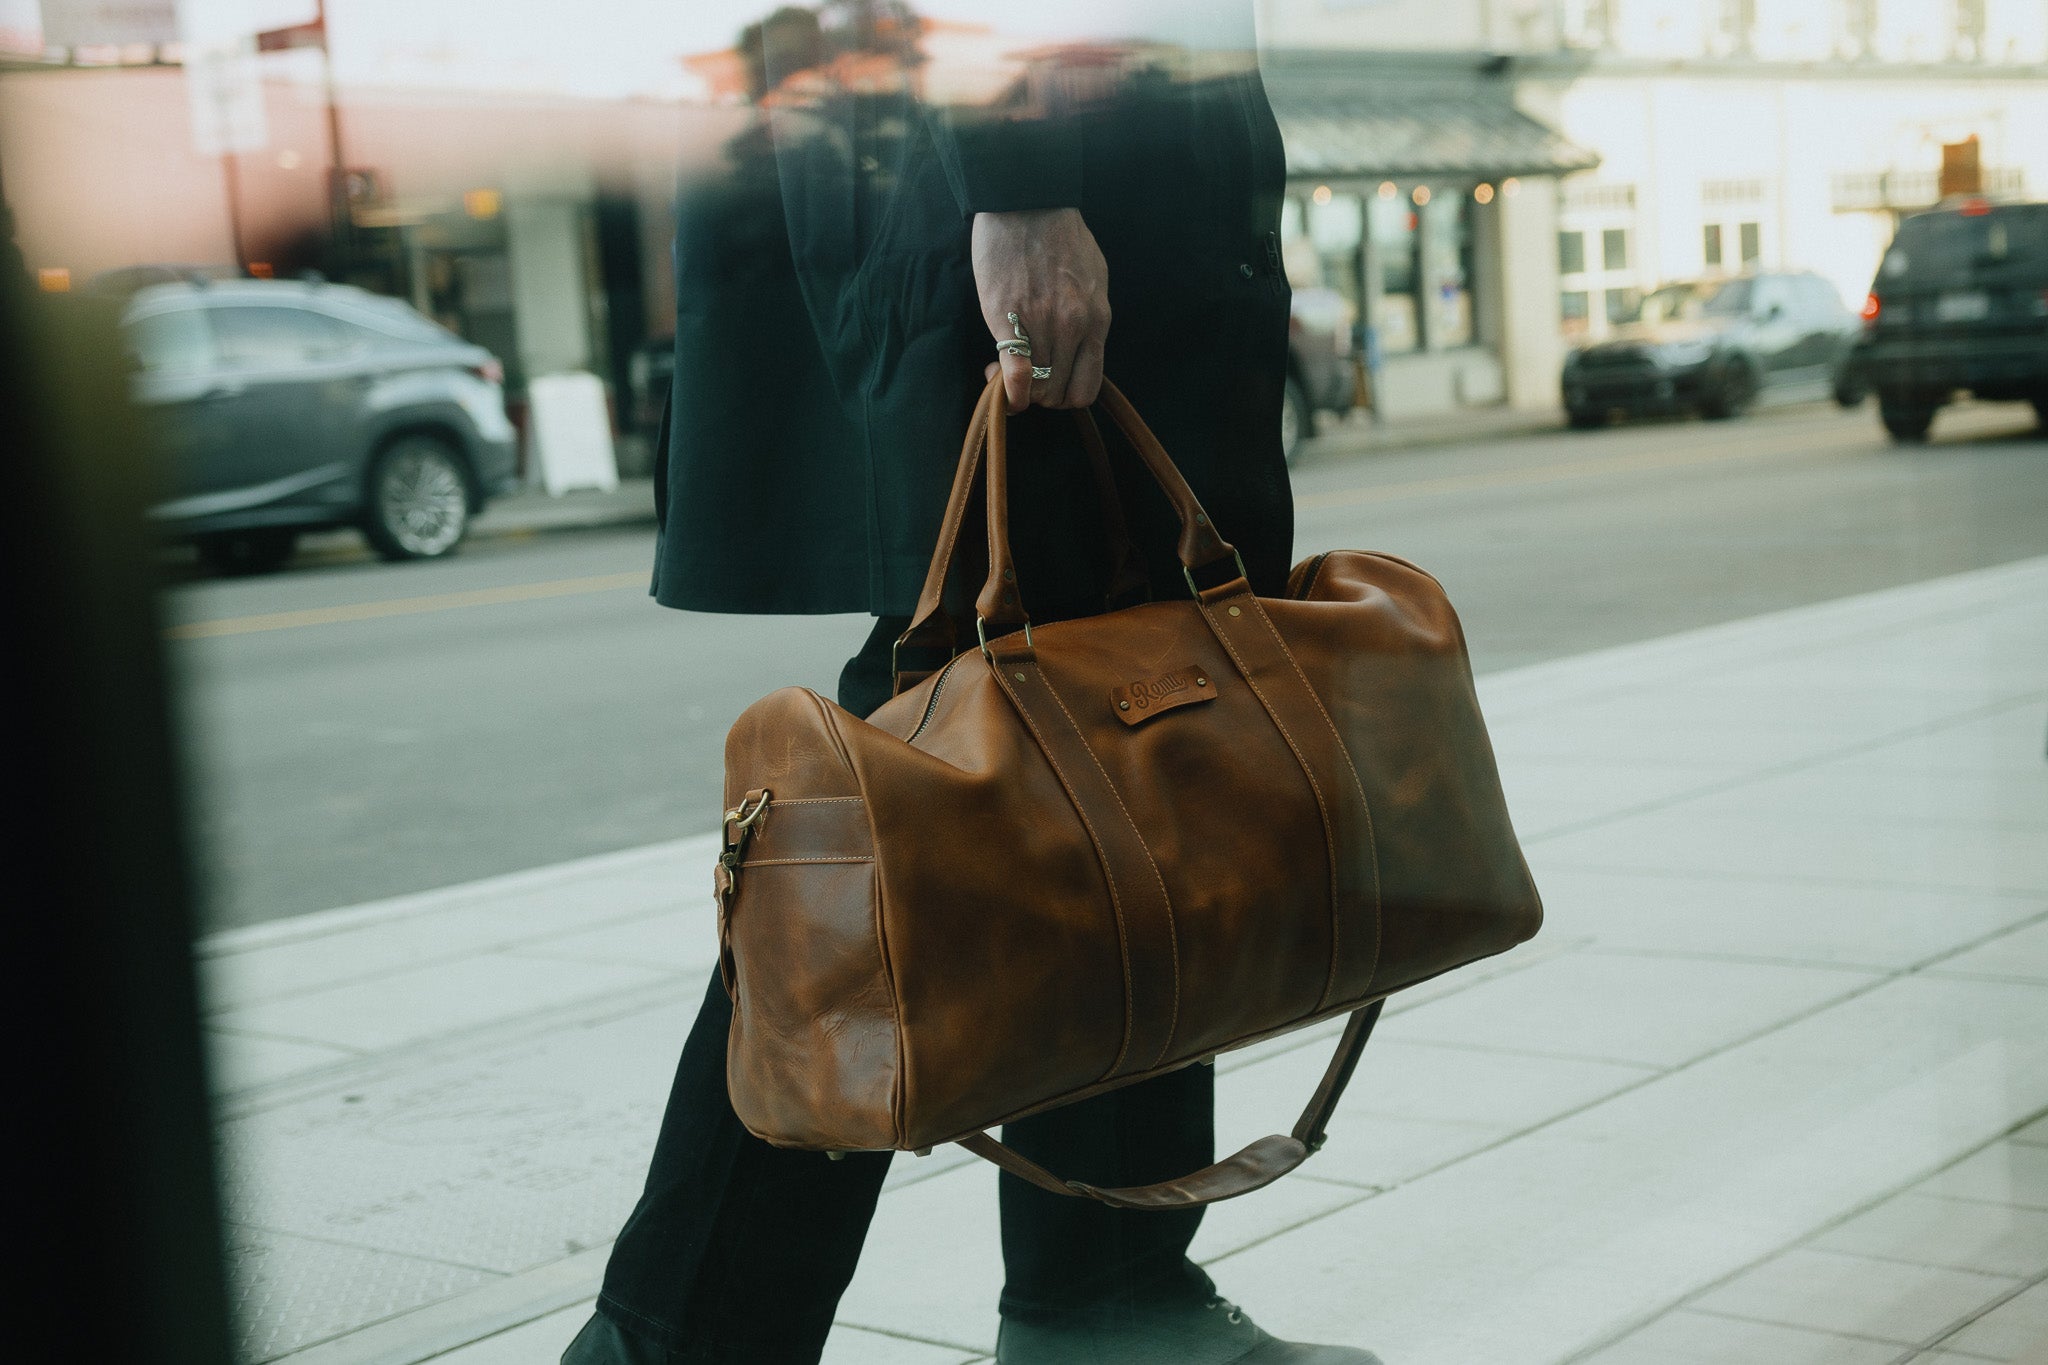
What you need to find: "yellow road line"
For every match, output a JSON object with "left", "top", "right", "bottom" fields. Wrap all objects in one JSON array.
[
  {"left": 1296, "top": 423, "right": 1873, "bottom": 512},
  {"left": 168, "top": 571, "right": 647, "bottom": 640}
]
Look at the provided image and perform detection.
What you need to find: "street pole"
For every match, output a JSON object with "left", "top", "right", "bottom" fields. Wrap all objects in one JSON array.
[
  {"left": 221, "top": 151, "right": 247, "bottom": 272},
  {"left": 317, "top": 0, "right": 351, "bottom": 275}
]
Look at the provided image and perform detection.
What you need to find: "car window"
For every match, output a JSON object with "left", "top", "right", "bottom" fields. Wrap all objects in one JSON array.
[
  {"left": 1700, "top": 278, "right": 1754, "bottom": 318},
  {"left": 329, "top": 298, "right": 458, "bottom": 347},
  {"left": 1881, "top": 205, "right": 2048, "bottom": 291},
  {"left": 1796, "top": 276, "right": 1845, "bottom": 320},
  {"left": 211, "top": 305, "right": 354, "bottom": 368},
  {"left": 1749, "top": 277, "right": 1792, "bottom": 318},
  {"left": 124, "top": 307, "right": 215, "bottom": 374}
]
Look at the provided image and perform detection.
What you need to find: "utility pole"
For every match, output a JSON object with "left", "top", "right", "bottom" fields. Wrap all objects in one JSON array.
[
  {"left": 258, "top": 2, "right": 348, "bottom": 271},
  {"left": 318, "top": 0, "right": 350, "bottom": 265}
]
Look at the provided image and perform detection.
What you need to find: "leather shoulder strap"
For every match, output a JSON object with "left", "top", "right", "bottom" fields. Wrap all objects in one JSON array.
[
  {"left": 958, "top": 999, "right": 1384, "bottom": 1209},
  {"left": 985, "top": 633, "right": 1182, "bottom": 1079},
  {"left": 1197, "top": 580, "right": 1384, "bottom": 1011}
]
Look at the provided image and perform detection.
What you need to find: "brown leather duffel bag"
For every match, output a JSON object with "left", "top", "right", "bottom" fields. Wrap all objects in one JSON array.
[{"left": 713, "top": 374, "right": 1540, "bottom": 1208}]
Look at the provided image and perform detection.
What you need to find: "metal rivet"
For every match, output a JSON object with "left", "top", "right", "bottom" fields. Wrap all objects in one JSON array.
[
  {"left": 1118, "top": 700, "right": 1131, "bottom": 711},
  {"left": 1196, "top": 677, "right": 1208, "bottom": 687},
  {"left": 1228, "top": 605, "right": 1242, "bottom": 617},
  {"left": 1195, "top": 513, "right": 1208, "bottom": 525},
  {"left": 1014, "top": 672, "right": 1026, "bottom": 682},
  {"left": 1003, "top": 569, "right": 1014, "bottom": 582},
  {"left": 1238, "top": 263, "right": 1254, "bottom": 279}
]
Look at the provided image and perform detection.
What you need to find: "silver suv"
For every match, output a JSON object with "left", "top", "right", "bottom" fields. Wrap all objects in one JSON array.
[{"left": 121, "top": 278, "right": 519, "bottom": 573}]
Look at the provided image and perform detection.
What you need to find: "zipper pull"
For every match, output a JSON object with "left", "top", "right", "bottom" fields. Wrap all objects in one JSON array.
[{"left": 1264, "top": 231, "right": 1283, "bottom": 277}]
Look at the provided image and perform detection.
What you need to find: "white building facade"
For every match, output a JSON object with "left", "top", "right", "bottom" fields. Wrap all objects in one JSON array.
[{"left": 1261, "top": 0, "right": 2048, "bottom": 410}]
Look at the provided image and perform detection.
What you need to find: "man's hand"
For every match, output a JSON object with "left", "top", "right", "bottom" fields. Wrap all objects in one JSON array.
[{"left": 971, "top": 208, "right": 1110, "bottom": 414}]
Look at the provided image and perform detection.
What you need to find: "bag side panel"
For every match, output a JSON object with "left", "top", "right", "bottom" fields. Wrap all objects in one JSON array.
[
  {"left": 845, "top": 662, "right": 1133, "bottom": 1152},
  {"left": 1278, "top": 552, "right": 1542, "bottom": 1002},
  {"left": 723, "top": 688, "right": 901, "bottom": 1151}
]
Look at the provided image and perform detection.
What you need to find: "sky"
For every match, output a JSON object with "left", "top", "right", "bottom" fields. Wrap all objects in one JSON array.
[{"left": 17, "top": 0, "right": 1258, "bottom": 99}]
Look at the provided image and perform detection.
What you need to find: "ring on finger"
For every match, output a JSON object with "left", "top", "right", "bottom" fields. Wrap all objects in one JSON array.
[
  {"left": 996, "top": 338, "right": 1033, "bottom": 358},
  {"left": 1030, "top": 364, "right": 1053, "bottom": 380}
]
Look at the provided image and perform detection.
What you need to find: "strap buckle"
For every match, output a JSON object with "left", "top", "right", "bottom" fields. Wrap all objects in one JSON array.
[{"left": 716, "top": 789, "right": 772, "bottom": 895}]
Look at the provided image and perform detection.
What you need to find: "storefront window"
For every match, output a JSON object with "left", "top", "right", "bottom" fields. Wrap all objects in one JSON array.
[
  {"left": 1422, "top": 191, "right": 1475, "bottom": 348},
  {"left": 1370, "top": 192, "right": 1421, "bottom": 354},
  {"left": 1603, "top": 227, "right": 1630, "bottom": 271}
]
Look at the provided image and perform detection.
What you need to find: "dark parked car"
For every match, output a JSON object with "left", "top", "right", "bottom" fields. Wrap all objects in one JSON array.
[
  {"left": 1859, "top": 199, "right": 2048, "bottom": 442},
  {"left": 627, "top": 332, "right": 674, "bottom": 439},
  {"left": 1562, "top": 271, "right": 1860, "bottom": 427},
  {"left": 1282, "top": 285, "right": 1357, "bottom": 461},
  {"left": 120, "top": 278, "right": 519, "bottom": 573}
]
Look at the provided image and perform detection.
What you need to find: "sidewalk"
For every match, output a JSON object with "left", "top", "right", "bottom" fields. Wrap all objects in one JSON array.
[{"left": 198, "top": 556, "right": 2048, "bottom": 1365}]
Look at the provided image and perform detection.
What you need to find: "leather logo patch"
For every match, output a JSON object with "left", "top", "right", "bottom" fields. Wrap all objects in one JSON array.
[{"left": 1111, "top": 666, "right": 1216, "bottom": 726}]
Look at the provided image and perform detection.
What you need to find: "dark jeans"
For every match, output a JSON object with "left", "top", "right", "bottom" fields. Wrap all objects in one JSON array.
[{"left": 567, "top": 615, "right": 1218, "bottom": 1365}]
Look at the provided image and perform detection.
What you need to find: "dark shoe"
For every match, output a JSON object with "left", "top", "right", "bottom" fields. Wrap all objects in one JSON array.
[{"left": 996, "top": 1294, "right": 1382, "bottom": 1365}]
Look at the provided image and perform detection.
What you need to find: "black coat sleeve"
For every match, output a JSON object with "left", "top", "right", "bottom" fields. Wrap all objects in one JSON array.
[{"left": 922, "top": 104, "right": 1084, "bottom": 216}]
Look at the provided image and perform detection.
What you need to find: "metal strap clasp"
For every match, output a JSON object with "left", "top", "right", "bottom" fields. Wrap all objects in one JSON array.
[{"left": 715, "top": 790, "right": 772, "bottom": 900}]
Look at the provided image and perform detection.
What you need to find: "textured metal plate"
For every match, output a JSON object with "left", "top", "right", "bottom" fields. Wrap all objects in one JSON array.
[{"left": 223, "top": 999, "right": 691, "bottom": 1357}]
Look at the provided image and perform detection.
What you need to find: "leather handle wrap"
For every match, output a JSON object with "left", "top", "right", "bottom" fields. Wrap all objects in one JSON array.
[
  {"left": 956, "top": 999, "right": 1384, "bottom": 1210},
  {"left": 894, "top": 381, "right": 1149, "bottom": 692},
  {"left": 975, "top": 373, "right": 1238, "bottom": 626}
]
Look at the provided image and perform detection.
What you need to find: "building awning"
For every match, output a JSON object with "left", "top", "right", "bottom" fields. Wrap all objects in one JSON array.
[{"left": 1272, "top": 98, "right": 1599, "bottom": 183}]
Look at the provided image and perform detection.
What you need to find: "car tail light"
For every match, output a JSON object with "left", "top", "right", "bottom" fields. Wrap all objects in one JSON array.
[
  {"left": 1860, "top": 293, "right": 1881, "bottom": 326},
  {"left": 1958, "top": 198, "right": 1992, "bottom": 217},
  {"left": 469, "top": 357, "right": 505, "bottom": 386}
]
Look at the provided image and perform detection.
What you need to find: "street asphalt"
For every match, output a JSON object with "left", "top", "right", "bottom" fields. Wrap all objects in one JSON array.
[{"left": 166, "top": 397, "right": 2048, "bottom": 930}]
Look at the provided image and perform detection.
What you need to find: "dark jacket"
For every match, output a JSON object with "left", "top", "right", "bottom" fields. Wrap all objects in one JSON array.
[{"left": 652, "top": 56, "right": 1295, "bottom": 618}]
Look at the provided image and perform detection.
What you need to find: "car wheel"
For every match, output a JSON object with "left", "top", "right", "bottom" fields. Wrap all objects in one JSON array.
[
  {"left": 363, "top": 434, "right": 471, "bottom": 561},
  {"left": 1700, "top": 358, "right": 1759, "bottom": 420},
  {"left": 1877, "top": 391, "right": 1936, "bottom": 443},
  {"left": 1833, "top": 375, "right": 1869, "bottom": 409},
  {"left": 1280, "top": 375, "right": 1310, "bottom": 464},
  {"left": 1566, "top": 406, "right": 1607, "bottom": 430},
  {"left": 196, "top": 529, "right": 298, "bottom": 576}
]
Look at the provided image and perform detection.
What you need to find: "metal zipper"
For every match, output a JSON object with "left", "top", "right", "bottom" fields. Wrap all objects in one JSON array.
[
  {"left": 907, "top": 655, "right": 961, "bottom": 744},
  {"left": 1288, "top": 551, "right": 1331, "bottom": 600}
]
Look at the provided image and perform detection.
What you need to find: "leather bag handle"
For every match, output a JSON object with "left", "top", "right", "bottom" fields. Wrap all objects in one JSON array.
[
  {"left": 957, "top": 1000, "right": 1385, "bottom": 1209},
  {"left": 975, "top": 372, "right": 1238, "bottom": 631},
  {"left": 894, "top": 380, "right": 1150, "bottom": 693}
]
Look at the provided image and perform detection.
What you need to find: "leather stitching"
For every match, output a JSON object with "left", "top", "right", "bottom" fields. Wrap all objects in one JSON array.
[
  {"left": 767, "top": 796, "right": 866, "bottom": 805},
  {"left": 993, "top": 663, "right": 1137, "bottom": 1081},
  {"left": 742, "top": 856, "right": 875, "bottom": 867},
  {"left": 1035, "top": 669, "right": 1182, "bottom": 1072},
  {"left": 1245, "top": 598, "right": 1384, "bottom": 1004},
  {"left": 1199, "top": 598, "right": 1344, "bottom": 1014}
]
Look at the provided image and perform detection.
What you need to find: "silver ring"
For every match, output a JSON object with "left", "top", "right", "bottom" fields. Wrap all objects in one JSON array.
[
  {"left": 1031, "top": 365, "right": 1053, "bottom": 380},
  {"left": 996, "top": 338, "right": 1033, "bottom": 358}
]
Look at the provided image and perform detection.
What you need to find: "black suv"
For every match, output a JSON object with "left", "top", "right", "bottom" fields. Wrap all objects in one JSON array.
[
  {"left": 121, "top": 278, "right": 519, "bottom": 573},
  {"left": 1562, "top": 271, "right": 1860, "bottom": 427},
  {"left": 1860, "top": 199, "right": 2048, "bottom": 441}
]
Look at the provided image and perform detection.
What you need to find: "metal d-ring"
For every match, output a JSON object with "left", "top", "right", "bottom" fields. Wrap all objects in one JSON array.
[
  {"left": 975, "top": 615, "right": 1034, "bottom": 661},
  {"left": 1183, "top": 550, "right": 1250, "bottom": 600}
]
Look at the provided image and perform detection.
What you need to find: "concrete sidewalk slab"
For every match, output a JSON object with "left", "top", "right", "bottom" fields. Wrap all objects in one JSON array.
[{"left": 198, "top": 555, "right": 2048, "bottom": 1364}]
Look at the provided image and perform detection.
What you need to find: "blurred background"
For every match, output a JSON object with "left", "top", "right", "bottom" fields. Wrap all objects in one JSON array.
[{"left": 4, "top": 2, "right": 2045, "bottom": 1363}]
